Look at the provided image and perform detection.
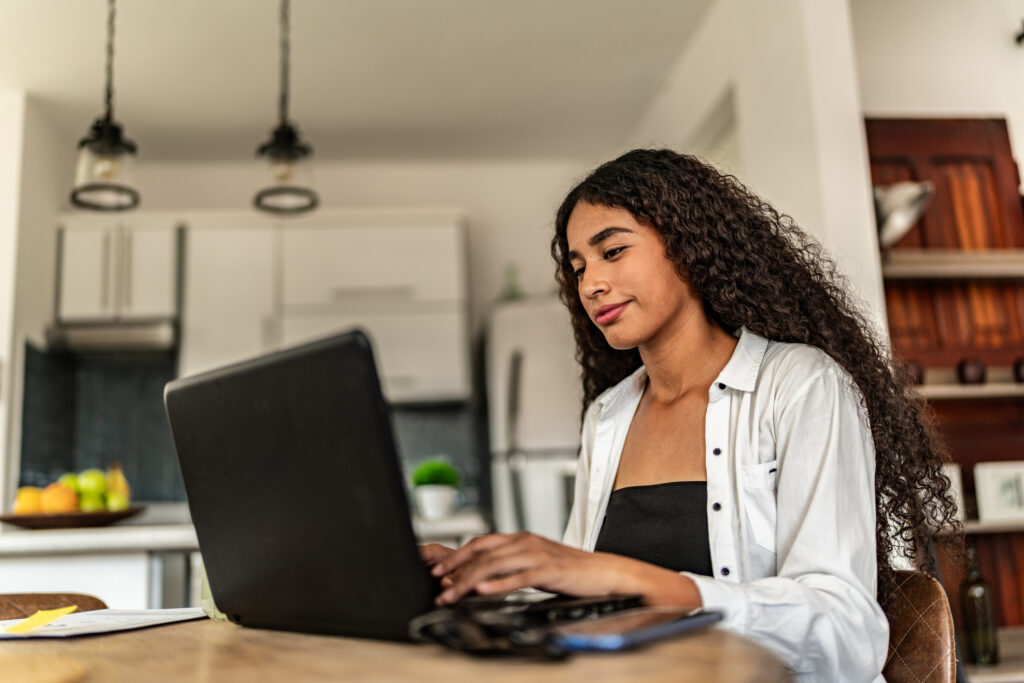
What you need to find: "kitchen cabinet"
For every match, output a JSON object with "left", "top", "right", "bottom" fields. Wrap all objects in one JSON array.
[
  {"left": 57, "top": 218, "right": 180, "bottom": 322},
  {"left": 281, "top": 306, "right": 470, "bottom": 402},
  {"left": 279, "top": 222, "right": 469, "bottom": 402},
  {"left": 179, "top": 227, "right": 275, "bottom": 377},
  {"left": 282, "top": 225, "right": 464, "bottom": 306},
  {"left": 178, "top": 213, "right": 470, "bottom": 402}
]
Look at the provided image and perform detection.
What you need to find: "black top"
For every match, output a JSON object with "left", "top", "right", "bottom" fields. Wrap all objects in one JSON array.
[{"left": 593, "top": 481, "right": 713, "bottom": 576}]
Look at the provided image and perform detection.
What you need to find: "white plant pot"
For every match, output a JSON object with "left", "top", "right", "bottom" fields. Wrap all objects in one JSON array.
[{"left": 415, "top": 485, "right": 457, "bottom": 520}]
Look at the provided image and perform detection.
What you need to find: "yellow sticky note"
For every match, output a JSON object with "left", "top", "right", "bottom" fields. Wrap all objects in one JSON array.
[{"left": 4, "top": 605, "right": 77, "bottom": 635}]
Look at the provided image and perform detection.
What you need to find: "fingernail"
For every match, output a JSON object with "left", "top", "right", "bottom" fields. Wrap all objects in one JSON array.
[
  {"left": 438, "top": 591, "right": 452, "bottom": 604},
  {"left": 431, "top": 565, "right": 443, "bottom": 576}
]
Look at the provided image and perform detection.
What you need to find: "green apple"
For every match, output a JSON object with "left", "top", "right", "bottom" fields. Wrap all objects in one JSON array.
[
  {"left": 58, "top": 472, "right": 80, "bottom": 493},
  {"left": 79, "top": 493, "right": 106, "bottom": 513},
  {"left": 78, "top": 469, "right": 107, "bottom": 498},
  {"left": 106, "top": 491, "right": 130, "bottom": 512}
]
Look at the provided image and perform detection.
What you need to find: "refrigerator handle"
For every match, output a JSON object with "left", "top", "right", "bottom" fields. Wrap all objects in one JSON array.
[{"left": 506, "top": 350, "right": 528, "bottom": 532}]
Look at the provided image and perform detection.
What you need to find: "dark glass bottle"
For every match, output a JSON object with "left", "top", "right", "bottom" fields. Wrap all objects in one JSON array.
[{"left": 962, "top": 547, "right": 999, "bottom": 665}]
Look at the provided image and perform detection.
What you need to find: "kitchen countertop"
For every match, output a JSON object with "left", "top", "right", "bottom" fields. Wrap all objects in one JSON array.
[{"left": 0, "top": 505, "right": 488, "bottom": 557}]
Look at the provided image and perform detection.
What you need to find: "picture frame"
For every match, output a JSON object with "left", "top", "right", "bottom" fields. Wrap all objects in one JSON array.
[
  {"left": 975, "top": 461, "right": 1024, "bottom": 523},
  {"left": 941, "top": 463, "right": 965, "bottom": 524}
]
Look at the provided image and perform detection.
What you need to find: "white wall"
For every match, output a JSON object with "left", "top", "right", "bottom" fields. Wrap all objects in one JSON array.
[
  {"left": 2, "top": 98, "right": 74, "bottom": 508},
  {"left": 852, "top": 0, "right": 1024, "bottom": 178},
  {"left": 630, "top": 0, "right": 886, "bottom": 332},
  {"left": 0, "top": 90, "right": 26, "bottom": 508},
  {"left": 131, "top": 159, "right": 592, "bottom": 331}
]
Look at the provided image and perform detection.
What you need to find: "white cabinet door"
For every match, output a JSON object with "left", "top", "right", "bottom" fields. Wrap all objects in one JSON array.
[
  {"left": 179, "top": 228, "right": 275, "bottom": 377},
  {"left": 282, "top": 225, "right": 464, "bottom": 308},
  {"left": 59, "top": 227, "right": 114, "bottom": 321},
  {"left": 123, "top": 227, "right": 178, "bottom": 319},
  {"left": 280, "top": 307, "right": 470, "bottom": 402}
]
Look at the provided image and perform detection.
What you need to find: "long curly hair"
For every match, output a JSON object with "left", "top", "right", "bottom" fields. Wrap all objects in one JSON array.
[{"left": 550, "top": 148, "right": 959, "bottom": 608}]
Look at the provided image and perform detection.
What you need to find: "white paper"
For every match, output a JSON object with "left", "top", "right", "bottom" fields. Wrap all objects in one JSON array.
[{"left": 0, "top": 607, "right": 206, "bottom": 639}]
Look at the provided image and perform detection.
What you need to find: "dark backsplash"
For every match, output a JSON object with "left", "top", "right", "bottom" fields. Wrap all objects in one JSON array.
[
  {"left": 20, "top": 343, "right": 184, "bottom": 500},
  {"left": 20, "top": 342, "right": 485, "bottom": 506}
]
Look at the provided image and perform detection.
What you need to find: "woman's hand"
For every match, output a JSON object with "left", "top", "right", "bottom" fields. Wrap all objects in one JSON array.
[
  {"left": 430, "top": 532, "right": 646, "bottom": 605},
  {"left": 419, "top": 543, "right": 456, "bottom": 568}
]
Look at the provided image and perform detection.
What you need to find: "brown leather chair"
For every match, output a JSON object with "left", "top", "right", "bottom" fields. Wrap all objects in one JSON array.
[
  {"left": 0, "top": 593, "right": 107, "bottom": 620},
  {"left": 882, "top": 570, "right": 957, "bottom": 683}
]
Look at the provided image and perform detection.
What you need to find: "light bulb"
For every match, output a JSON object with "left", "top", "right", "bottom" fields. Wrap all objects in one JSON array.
[
  {"left": 93, "top": 156, "right": 120, "bottom": 181},
  {"left": 272, "top": 161, "right": 294, "bottom": 183}
]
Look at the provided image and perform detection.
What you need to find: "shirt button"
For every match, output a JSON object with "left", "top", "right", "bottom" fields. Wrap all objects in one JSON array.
[
  {"left": 712, "top": 502, "right": 721, "bottom": 511},
  {"left": 720, "top": 567, "right": 730, "bottom": 577},
  {"left": 718, "top": 383, "right": 725, "bottom": 390},
  {"left": 712, "top": 448, "right": 721, "bottom": 456}
]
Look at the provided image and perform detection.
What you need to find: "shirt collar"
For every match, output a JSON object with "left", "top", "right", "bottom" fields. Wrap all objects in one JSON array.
[
  {"left": 595, "top": 327, "right": 770, "bottom": 415},
  {"left": 714, "top": 327, "right": 770, "bottom": 393}
]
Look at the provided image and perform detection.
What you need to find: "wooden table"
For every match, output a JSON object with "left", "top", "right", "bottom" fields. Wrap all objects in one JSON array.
[{"left": 0, "top": 618, "right": 792, "bottom": 682}]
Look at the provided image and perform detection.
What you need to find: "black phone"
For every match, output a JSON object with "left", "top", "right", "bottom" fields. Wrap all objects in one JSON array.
[{"left": 548, "top": 606, "right": 724, "bottom": 652}]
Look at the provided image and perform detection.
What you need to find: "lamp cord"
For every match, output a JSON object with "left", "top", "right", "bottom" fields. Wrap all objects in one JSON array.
[
  {"left": 279, "top": 0, "right": 290, "bottom": 125},
  {"left": 104, "top": 0, "right": 116, "bottom": 119}
]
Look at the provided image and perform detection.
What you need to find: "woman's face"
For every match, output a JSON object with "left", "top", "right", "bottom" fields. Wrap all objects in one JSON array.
[{"left": 566, "top": 201, "right": 701, "bottom": 350}]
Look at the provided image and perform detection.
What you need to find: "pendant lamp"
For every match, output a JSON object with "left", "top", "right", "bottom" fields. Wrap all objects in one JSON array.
[
  {"left": 70, "top": 0, "right": 140, "bottom": 212},
  {"left": 254, "top": 0, "right": 319, "bottom": 214}
]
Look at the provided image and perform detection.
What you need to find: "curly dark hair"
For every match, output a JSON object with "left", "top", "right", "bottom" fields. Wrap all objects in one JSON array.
[{"left": 550, "top": 148, "right": 960, "bottom": 608}]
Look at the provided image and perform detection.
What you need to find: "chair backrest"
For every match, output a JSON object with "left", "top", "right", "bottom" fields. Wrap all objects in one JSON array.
[{"left": 882, "top": 570, "right": 956, "bottom": 683}]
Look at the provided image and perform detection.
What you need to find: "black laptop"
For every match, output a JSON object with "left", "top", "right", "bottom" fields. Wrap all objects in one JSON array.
[
  {"left": 165, "top": 330, "right": 438, "bottom": 639},
  {"left": 164, "top": 329, "right": 641, "bottom": 642}
]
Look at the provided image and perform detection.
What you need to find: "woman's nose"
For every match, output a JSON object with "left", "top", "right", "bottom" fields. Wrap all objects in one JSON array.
[{"left": 579, "top": 268, "right": 608, "bottom": 299}]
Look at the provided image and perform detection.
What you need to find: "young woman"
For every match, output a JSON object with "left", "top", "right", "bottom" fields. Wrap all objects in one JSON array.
[{"left": 422, "top": 149, "right": 958, "bottom": 681}]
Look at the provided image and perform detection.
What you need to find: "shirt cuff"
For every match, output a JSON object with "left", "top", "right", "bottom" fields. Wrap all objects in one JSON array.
[{"left": 681, "top": 572, "right": 749, "bottom": 632}]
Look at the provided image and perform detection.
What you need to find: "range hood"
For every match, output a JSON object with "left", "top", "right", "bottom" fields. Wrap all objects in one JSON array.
[{"left": 45, "top": 319, "right": 178, "bottom": 353}]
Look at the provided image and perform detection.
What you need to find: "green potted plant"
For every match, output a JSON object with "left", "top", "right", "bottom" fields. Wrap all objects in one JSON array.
[{"left": 411, "top": 458, "right": 460, "bottom": 520}]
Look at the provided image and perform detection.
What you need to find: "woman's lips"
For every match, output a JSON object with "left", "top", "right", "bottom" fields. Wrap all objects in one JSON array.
[{"left": 595, "top": 302, "right": 629, "bottom": 325}]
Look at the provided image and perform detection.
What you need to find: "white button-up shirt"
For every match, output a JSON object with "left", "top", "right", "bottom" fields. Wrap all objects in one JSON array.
[{"left": 562, "top": 328, "right": 888, "bottom": 682}]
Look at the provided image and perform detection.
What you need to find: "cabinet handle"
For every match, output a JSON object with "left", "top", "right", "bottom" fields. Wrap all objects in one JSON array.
[
  {"left": 101, "top": 231, "right": 112, "bottom": 312},
  {"left": 123, "top": 229, "right": 133, "bottom": 310},
  {"left": 331, "top": 285, "right": 414, "bottom": 300}
]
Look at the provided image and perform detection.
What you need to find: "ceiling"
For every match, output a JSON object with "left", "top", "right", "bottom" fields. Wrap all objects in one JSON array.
[{"left": 0, "top": 0, "right": 712, "bottom": 162}]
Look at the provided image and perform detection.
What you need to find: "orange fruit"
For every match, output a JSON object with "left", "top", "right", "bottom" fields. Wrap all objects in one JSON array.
[
  {"left": 12, "top": 487, "right": 44, "bottom": 515},
  {"left": 40, "top": 482, "right": 78, "bottom": 514}
]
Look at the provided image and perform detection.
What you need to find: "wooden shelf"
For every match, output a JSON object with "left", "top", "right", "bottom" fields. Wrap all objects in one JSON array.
[
  {"left": 963, "top": 520, "right": 1024, "bottom": 535},
  {"left": 966, "top": 626, "right": 1024, "bottom": 682},
  {"left": 916, "top": 383, "right": 1024, "bottom": 400},
  {"left": 882, "top": 249, "right": 1024, "bottom": 279}
]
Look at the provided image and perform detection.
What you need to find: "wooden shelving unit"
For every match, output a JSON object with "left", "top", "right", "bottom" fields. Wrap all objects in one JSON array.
[
  {"left": 963, "top": 520, "right": 1024, "bottom": 535},
  {"left": 917, "top": 383, "right": 1024, "bottom": 400},
  {"left": 882, "top": 249, "right": 1024, "bottom": 279}
]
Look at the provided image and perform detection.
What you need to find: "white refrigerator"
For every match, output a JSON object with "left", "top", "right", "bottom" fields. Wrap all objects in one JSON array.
[{"left": 486, "top": 296, "right": 583, "bottom": 539}]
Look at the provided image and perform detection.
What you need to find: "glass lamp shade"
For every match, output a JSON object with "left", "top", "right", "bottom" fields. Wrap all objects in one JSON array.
[
  {"left": 253, "top": 122, "right": 319, "bottom": 214},
  {"left": 253, "top": 157, "right": 319, "bottom": 214},
  {"left": 69, "top": 117, "right": 140, "bottom": 211}
]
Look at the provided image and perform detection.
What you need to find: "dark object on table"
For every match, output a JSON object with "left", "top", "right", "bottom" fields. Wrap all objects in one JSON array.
[
  {"left": 904, "top": 362, "right": 925, "bottom": 385},
  {"left": 0, "top": 593, "right": 107, "bottom": 620},
  {"left": 0, "top": 506, "right": 144, "bottom": 530},
  {"left": 961, "top": 547, "right": 999, "bottom": 665},
  {"left": 409, "top": 594, "right": 644, "bottom": 658},
  {"left": 1013, "top": 357, "right": 1024, "bottom": 383},
  {"left": 956, "top": 358, "right": 987, "bottom": 385}
]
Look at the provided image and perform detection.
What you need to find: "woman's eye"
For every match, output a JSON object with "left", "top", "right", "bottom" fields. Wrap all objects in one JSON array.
[
  {"left": 573, "top": 266, "right": 585, "bottom": 280},
  {"left": 604, "top": 247, "right": 625, "bottom": 259}
]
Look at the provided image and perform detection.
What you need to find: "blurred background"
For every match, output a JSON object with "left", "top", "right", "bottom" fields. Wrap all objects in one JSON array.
[{"left": 0, "top": 0, "right": 1023, "bottom": 664}]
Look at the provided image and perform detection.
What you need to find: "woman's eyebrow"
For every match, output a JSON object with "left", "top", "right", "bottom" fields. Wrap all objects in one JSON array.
[{"left": 567, "top": 227, "right": 635, "bottom": 260}]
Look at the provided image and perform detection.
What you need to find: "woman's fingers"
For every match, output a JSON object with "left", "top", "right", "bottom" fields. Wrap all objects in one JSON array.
[
  {"left": 418, "top": 543, "right": 455, "bottom": 566},
  {"left": 431, "top": 533, "right": 523, "bottom": 577},
  {"left": 436, "top": 548, "right": 543, "bottom": 604}
]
